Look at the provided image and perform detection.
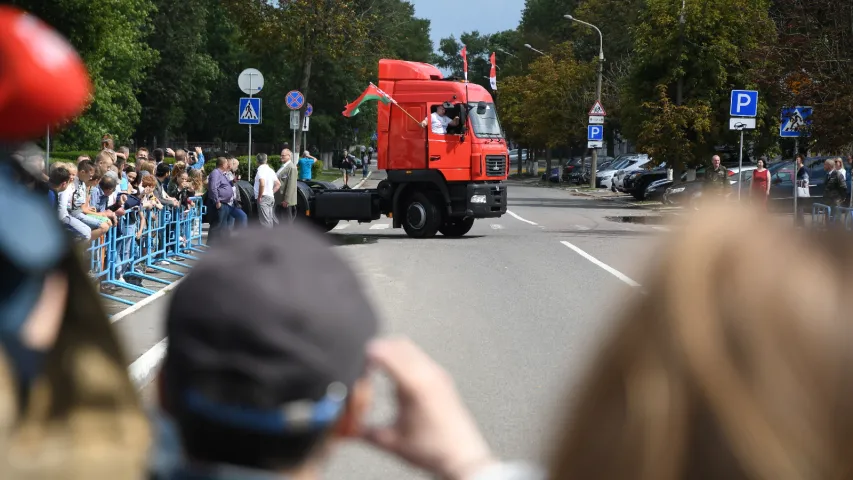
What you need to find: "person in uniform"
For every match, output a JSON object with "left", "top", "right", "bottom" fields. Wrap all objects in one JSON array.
[{"left": 704, "top": 155, "right": 730, "bottom": 195}]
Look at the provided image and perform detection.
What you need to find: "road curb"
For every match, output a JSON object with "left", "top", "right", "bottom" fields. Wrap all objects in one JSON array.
[
  {"left": 111, "top": 279, "right": 182, "bottom": 324},
  {"left": 353, "top": 171, "right": 372, "bottom": 189}
]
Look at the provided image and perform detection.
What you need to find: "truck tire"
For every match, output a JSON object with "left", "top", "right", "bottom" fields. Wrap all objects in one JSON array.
[
  {"left": 402, "top": 191, "right": 441, "bottom": 239},
  {"left": 438, "top": 217, "right": 474, "bottom": 237}
]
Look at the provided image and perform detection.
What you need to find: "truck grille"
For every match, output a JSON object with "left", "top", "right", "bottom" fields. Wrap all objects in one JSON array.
[{"left": 485, "top": 155, "right": 506, "bottom": 177}]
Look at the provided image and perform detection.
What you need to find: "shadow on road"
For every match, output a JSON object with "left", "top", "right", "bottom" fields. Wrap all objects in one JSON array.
[
  {"left": 329, "top": 233, "right": 486, "bottom": 245},
  {"left": 509, "top": 197, "right": 643, "bottom": 210}
]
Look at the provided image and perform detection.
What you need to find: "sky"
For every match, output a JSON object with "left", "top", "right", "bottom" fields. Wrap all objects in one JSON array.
[{"left": 410, "top": 0, "right": 526, "bottom": 51}]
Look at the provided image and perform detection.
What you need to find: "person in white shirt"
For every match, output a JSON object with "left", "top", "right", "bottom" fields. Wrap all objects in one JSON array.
[
  {"left": 254, "top": 153, "right": 281, "bottom": 228},
  {"left": 421, "top": 103, "right": 460, "bottom": 135}
]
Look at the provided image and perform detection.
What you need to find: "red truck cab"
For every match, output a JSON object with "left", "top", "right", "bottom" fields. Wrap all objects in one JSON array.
[{"left": 294, "top": 59, "right": 508, "bottom": 238}]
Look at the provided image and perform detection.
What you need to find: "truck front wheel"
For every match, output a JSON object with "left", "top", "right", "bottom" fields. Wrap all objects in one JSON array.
[
  {"left": 402, "top": 191, "right": 441, "bottom": 239},
  {"left": 438, "top": 217, "right": 474, "bottom": 237}
]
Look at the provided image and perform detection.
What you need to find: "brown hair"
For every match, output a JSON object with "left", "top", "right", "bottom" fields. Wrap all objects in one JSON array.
[
  {"left": 140, "top": 175, "right": 157, "bottom": 188},
  {"left": 188, "top": 168, "right": 204, "bottom": 193},
  {"left": 139, "top": 161, "right": 155, "bottom": 176},
  {"left": 548, "top": 204, "right": 853, "bottom": 480},
  {"left": 171, "top": 161, "right": 187, "bottom": 182}
]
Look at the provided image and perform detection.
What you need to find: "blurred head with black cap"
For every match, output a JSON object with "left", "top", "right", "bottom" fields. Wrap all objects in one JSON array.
[{"left": 0, "top": 5, "right": 150, "bottom": 478}]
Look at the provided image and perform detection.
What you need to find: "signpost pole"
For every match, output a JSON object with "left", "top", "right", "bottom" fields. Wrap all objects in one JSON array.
[
  {"left": 737, "top": 128, "right": 744, "bottom": 201},
  {"left": 248, "top": 76, "right": 253, "bottom": 182},
  {"left": 793, "top": 137, "right": 799, "bottom": 223}
]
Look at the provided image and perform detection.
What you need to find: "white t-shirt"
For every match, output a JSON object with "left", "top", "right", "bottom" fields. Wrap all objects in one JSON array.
[
  {"left": 254, "top": 164, "right": 279, "bottom": 198},
  {"left": 430, "top": 112, "right": 452, "bottom": 134}
]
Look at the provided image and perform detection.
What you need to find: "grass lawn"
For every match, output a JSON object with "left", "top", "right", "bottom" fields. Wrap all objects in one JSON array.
[{"left": 314, "top": 170, "right": 342, "bottom": 182}]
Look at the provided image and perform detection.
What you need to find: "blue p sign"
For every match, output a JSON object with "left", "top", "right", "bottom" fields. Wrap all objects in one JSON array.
[
  {"left": 730, "top": 90, "right": 759, "bottom": 117},
  {"left": 588, "top": 125, "right": 603, "bottom": 141}
]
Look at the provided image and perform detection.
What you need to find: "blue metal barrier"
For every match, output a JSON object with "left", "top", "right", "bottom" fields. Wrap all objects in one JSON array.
[
  {"left": 833, "top": 206, "right": 853, "bottom": 231},
  {"left": 87, "top": 196, "right": 207, "bottom": 306},
  {"left": 811, "top": 203, "right": 832, "bottom": 229}
]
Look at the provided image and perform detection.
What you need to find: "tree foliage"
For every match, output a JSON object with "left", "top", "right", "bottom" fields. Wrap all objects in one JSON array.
[
  {"left": 14, "top": 0, "right": 432, "bottom": 151},
  {"left": 9, "top": 0, "right": 157, "bottom": 149}
]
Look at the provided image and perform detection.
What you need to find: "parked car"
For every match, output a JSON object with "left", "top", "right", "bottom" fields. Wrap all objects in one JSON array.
[
  {"left": 611, "top": 156, "right": 652, "bottom": 192},
  {"left": 572, "top": 157, "right": 614, "bottom": 185},
  {"left": 645, "top": 168, "right": 706, "bottom": 201},
  {"left": 622, "top": 164, "right": 669, "bottom": 200},
  {"left": 596, "top": 154, "right": 649, "bottom": 189},
  {"left": 662, "top": 165, "right": 760, "bottom": 207},
  {"left": 761, "top": 156, "right": 851, "bottom": 212}
]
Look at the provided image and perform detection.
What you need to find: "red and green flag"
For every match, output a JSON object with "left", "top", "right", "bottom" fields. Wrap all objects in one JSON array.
[{"left": 342, "top": 82, "right": 394, "bottom": 117}]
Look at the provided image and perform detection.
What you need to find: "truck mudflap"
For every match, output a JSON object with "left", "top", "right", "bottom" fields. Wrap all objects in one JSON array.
[{"left": 465, "top": 183, "right": 507, "bottom": 218}]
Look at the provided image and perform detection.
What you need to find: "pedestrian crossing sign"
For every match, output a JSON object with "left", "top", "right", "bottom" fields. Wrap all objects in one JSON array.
[
  {"left": 239, "top": 97, "right": 262, "bottom": 125},
  {"left": 779, "top": 106, "right": 812, "bottom": 138},
  {"left": 589, "top": 101, "right": 606, "bottom": 116}
]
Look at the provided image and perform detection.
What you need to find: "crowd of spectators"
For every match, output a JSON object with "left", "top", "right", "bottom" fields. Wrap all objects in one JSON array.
[{"left": 16, "top": 138, "right": 257, "bottom": 292}]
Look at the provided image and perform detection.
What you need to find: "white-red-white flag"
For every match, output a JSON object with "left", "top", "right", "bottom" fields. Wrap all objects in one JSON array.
[
  {"left": 460, "top": 45, "right": 468, "bottom": 82},
  {"left": 489, "top": 52, "right": 497, "bottom": 90}
]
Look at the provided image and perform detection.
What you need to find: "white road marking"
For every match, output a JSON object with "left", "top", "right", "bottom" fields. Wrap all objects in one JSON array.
[
  {"left": 333, "top": 224, "right": 349, "bottom": 230},
  {"left": 370, "top": 224, "right": 390, "bottom": 230},
  {"left": 574, "top": 225, "right": 591, "bottom": 231},
  {"left": 490, "top": 224, "right": 503, "bottom": 230},
  {"left": 560, "top": 241, "right": 642, "bottom": 288},
  {"left": 507, "top": 210, "right": 538, "bottom": 226},
  {"left": 652, "top": 226, "right": 671, "bottom": 232},
  {"left": 128, "top": 339, "right": 167, "bottom": 389}
]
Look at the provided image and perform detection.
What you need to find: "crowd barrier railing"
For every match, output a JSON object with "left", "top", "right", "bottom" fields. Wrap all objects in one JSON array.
[
  {"left": 811, "top": 203, "right": 832, "bottom": 229},
  {"left": 86, "top": 196, "right": 207, "bottom": 307}
]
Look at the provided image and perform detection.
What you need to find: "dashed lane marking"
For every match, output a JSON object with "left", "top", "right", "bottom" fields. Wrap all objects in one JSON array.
[
  {"left": 490, "top": 224, "right": 503, "bottom": 230},
  {"left": 507, "top": 210, "right": 538, "bottom": 226},
  {"left": 559, "top": 240, "right": 641, "bottom": 288},
  {"left": 370, "top": 224, "right": 390, "bottom": 230}
]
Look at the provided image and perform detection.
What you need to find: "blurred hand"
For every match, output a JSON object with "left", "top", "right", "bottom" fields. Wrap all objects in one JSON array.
[
  {"left": 116, "top": 207, "right": 126, "bottom": 217},
  {"left": 194, "top": 146, "right": 202, "bottom": 154},
  {"left": 361, "top": 337, "right": 498, "bottom": 480},
  {"left": 166, "top": 148, "right": 175, "bottom": 157}
]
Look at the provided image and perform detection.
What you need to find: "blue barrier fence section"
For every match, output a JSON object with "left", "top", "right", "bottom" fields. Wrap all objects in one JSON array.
[
  {"left": 809, "top": 203, "right": 853, "bottom": 231},
  {"left": 86, "top": 196, "right": 207, "bottom": 307}
]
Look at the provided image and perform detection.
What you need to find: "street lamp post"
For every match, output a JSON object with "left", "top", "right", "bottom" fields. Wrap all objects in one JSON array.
[
  {"left": 523, "top": 43, "right": 546, "bottom": 56},
  {"left": 565, "top": 14, "right": 604, "bottom": 189}
]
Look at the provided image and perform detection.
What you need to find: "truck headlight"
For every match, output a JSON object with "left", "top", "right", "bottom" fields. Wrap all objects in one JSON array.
[{"left": 470, "top": 195, "right": 487, "bottom": 204}]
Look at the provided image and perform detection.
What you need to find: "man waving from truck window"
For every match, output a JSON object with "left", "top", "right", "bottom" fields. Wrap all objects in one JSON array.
[{"left": 420, "top": 102, "right": 460, "bottom": 135}]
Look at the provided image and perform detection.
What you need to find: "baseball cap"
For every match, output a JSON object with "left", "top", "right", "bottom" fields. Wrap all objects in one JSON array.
[
  {"left": 164, "top": 224, "right": 379, "bottom": 435},
  {"left": 0, "top": 7, "right": 92, "bottom": 141}
]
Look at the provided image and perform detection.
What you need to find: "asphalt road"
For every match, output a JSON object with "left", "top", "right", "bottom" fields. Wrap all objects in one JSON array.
[{"left": 113, "top": 171, "right": 671, "bottom": 476}]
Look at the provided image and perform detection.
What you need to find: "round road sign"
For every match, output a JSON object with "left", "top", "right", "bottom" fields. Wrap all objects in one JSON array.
[
  {"left": 305, "top": 103, "right": 313, "bottom": 117},
  {"left": 238, "top": 68, "right": 264, "bottom": 95},
  {"left": 286, "top": 90, "right": 305, "bottom": 110}
]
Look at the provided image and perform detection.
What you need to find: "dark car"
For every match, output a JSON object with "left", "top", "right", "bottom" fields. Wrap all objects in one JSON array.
[
  {"left": 562, "top": 157, "right": 586, "bottom": 182},
  {"left": 761, "top": 156, "right": 851, "bottom": 212},
  {"left": 623, "top": 165, "right": 669, "bottom": 200}
]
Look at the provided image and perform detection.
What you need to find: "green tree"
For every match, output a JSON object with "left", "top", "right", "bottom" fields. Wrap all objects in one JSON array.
[
  {"left": 757, "top": 0, "right": 853, "bottom": 152},
  {"left": 10, "top": 0, "right": 157, "bottom": 149},
  {"left": 621, "top": 0, "right": 774, "bottom": 171},
  {"left": 499, "top": 43, "right": 595, "bottom": 173},
  {"left": 135, "top": 0, "right": 218, "bottom": 146}
]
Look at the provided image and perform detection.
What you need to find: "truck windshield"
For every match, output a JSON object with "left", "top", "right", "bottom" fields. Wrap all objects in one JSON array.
[{"left": 468, "top": 103, "right": 503, "bottom": 138}]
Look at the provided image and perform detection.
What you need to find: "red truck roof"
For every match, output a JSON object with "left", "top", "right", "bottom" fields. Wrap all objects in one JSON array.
[{"left": 379, "top": 59, "right": 443, "bottom": 81}]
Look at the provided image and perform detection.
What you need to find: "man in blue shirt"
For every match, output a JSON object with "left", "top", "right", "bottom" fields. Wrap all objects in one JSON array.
[
  {"left": 297, "top": 150, "right": 317, "bottom": 180},
  {"left": 47, "top": 164, "right": 71, "bottom": 208}
]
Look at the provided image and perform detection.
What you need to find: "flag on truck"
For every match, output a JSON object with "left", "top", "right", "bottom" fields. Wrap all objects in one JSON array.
[
  {"left": 342, "top": 82, "right": 393, "bottom": 118},
  {"left": 461, "top": 45, "right": 468, "bottom": 82},
  {"left": 489, "top": 52, "right": 497, "bottom": 90}
]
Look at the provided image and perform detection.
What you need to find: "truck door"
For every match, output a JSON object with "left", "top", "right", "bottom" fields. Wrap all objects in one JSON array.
[{"left": 428, "top": 103, "right": 469, "bottom": 177}]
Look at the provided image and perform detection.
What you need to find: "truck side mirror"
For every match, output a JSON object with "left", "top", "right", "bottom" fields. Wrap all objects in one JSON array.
[{"left": 476, "top": 101, "right": 487, "bottom": 115}]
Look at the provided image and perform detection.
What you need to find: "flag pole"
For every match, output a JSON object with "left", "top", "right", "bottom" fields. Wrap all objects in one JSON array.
[{"left": 369, "top": 82, "right": 425, "bottom": 128}]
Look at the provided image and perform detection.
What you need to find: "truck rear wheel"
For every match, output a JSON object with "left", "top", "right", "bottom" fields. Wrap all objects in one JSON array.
[
  {"left": 438, "top": 217, "right": 474, "bottom": 237},
  {"left": 402, "top": 191, "right": 441, "bottom": 239}
]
